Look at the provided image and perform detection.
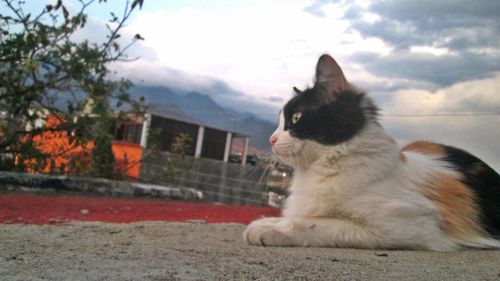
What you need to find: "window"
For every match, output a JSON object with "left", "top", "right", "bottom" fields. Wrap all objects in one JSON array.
[
  {"left": 201, "top": 128, "right": 227, "bottom": 160},
  {"left": 114, "top": 122, "right": 143, "bottom": 144}
]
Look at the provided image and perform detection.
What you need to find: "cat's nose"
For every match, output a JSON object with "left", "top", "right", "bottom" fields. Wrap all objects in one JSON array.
[{"left": 269, "top": 134, "right": 278, "bottom": 146}]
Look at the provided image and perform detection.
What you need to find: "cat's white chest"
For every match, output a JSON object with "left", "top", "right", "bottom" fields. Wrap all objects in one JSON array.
[{"left": 283, "top": 171, "right": 349, "bottom": 218}]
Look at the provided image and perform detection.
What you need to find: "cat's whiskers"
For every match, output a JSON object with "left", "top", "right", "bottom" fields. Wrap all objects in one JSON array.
[{"left": 251, "top": 151, "right": 289, "bottom": 193}]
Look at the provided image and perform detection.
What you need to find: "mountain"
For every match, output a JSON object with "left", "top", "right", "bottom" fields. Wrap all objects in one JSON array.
[
  {"left": 129, "top": 85, "right": 276, "bottom": 151},
  {"left": 235, "top": 116, "right": 276, "bottom": 151}
]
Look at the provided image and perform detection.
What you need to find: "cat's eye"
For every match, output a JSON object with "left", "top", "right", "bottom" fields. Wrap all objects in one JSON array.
[{"left": 292, "top": 112, "right": 302, "bottom": 124}]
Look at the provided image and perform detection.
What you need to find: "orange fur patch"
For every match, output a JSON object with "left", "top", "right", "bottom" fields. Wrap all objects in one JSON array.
[
  {"left": 421, "top": 174, "right": 483, "bottom": 240},
  {"left": 399, "top": 152, "right": 407, "bottom": 162},
  {"left": 402, "top": 141, "right": 444, "bottom": 156}
]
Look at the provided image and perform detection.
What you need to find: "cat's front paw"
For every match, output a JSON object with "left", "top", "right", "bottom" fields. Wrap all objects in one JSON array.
[{"left": 243, "top": 217, "right": 295, "bottom": 247}]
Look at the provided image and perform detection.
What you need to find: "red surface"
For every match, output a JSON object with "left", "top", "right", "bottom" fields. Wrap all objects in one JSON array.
[{"left": 0, "top": 192, "right": 281, "bottom": 225}]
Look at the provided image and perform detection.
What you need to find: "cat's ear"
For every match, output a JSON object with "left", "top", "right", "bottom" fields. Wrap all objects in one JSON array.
[
  {"left": 293, "top": 87, "right": 303, "bottom": 95},
  {"left": 314, "top": 54, "right": 348, "bottom": 97}
]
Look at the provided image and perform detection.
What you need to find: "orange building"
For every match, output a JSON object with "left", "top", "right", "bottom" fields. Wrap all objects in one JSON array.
[
  {"left": 25, "top": 115, "right": 143, "bottom": 179},
  {"left": 25, "top": 115, "right": 94, "bottom": 175}
]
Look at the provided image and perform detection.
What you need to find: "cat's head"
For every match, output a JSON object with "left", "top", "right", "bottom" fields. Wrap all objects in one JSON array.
[{"left": 269, "top": 54, "right": 378, "bottom": 167}]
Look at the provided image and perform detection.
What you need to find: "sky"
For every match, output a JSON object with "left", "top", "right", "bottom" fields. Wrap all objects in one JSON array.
[{"left": 23, "top": 0, "right": 500, "bottom": 170}]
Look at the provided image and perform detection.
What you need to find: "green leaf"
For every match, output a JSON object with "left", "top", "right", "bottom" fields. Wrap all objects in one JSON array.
[
  {"left": 131, "top": 0, "right": 144, "bottom": 10},
  {"left": 109, "top": 12, "right": 119, "bottom": 22},
  {"left": 62, "top": 6, "right": 69, "bottom": 19},
  {"left": 112, "top": 42, "right": 120, "bottom": 51}
]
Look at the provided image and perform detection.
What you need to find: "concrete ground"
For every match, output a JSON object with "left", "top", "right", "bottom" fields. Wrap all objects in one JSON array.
[{"left": 1, "top": 222, "right": 500, "bottom": 281}]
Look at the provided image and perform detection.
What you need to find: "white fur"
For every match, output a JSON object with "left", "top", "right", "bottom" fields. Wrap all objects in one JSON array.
[{"left": 244, "top": 104, "right": 500, "bottom": 251}]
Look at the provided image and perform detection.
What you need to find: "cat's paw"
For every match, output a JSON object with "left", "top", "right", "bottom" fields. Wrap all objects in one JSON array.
[{"left": 243, "top": 217, "right": 295, "bottom": 246}]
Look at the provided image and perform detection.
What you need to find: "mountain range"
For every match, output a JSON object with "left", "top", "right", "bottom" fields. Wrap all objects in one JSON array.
[{"left": 129, "top": 85, "right": 276, "bottom": 151}]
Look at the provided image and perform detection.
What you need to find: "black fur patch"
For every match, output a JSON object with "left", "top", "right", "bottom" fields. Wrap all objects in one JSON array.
[
  {"left": 441, "top": 145, "right": 500, "bottom": 238},
  {"left": 283, "top": 88, "right": 369, "bottom": 145}
]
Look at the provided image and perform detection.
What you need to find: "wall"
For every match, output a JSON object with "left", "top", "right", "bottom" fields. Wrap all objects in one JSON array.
[
  {"left": 0, "top": 171, "right": 202, "bottom": 201},
  {"left": 112, "top": 142, "right": 143, "bottom": 179}
]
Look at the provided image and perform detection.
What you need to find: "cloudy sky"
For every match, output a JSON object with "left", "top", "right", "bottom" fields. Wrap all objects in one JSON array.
[{"left": 33, "top": 0, "right": 500, "bottom": 170}]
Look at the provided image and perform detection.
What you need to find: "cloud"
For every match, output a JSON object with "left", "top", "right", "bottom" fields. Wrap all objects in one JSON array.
[
  {"left": 344, "top": 0, "right": 500, "bottom": 51},
  {"left": 263, "top": 95, "right": 285, "bottom": 103},
  {"left": 123, "top": 1, "right": 392, "bottom": 106},
  {"left": 384, "top": 114, "right": 500, "bottom": 172},
  {"left": 66, "top": 3, "right": 159, "bottom": 63},
  {"left": 113, "top": 59, "right": 280, "bottom": 120},
  {"left": 370, "top": 0, "right": 499, "bottom": 28},
  {"left": 303, "top": 0, "right": 342, "bottom": 17},
  {"left": 377, "top": 74, "right": 500, "bottom": 171},
  {"left": 350, "top": 51, "right": 500, "bottom": 87},
  {"left": 380, "top": 73, "right": 500, "bottom": 115},
  {"left": 68, "top": 6, "right": 278, "bottom": 120},
  {"left": 305, "top": 0, "right": 500, "bottom": 89}
]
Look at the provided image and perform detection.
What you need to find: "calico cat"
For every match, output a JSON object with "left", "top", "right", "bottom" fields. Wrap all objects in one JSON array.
[{"left": 244, "top": 54, "right": 500, "bottom": 251}]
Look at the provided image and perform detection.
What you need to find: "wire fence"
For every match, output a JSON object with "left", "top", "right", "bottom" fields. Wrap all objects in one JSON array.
[{"left": 139, "top": 151, "right": 274, "bottom": 206}]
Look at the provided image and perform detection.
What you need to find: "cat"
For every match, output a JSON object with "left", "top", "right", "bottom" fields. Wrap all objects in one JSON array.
[{"left": 244, "top": 54, "right": 500, "bottom": 251}]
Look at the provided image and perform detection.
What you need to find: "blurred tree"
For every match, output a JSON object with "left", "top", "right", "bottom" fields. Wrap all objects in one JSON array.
[
  {"left": 89, "top": 93, "right": 115, "bottom": 179},
  {"left": 171, "top": 133, "right": 193, "bottom": 158},
  {"left": 162, "top": 133, "right": 194, "bottom": 183},
  {"left": 0, "top": 0, "right": 145, "bottom": 177}
]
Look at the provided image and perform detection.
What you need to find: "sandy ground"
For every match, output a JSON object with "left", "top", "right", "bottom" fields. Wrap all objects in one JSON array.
[{"left": 1, "top": 222, "right": 500, "bottom": 281}]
